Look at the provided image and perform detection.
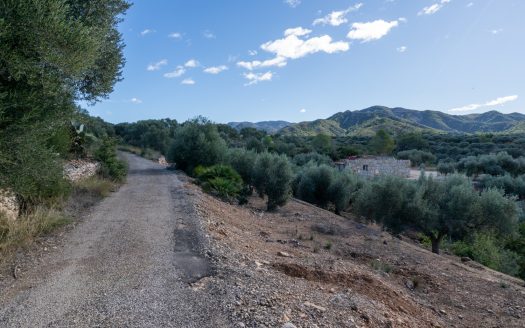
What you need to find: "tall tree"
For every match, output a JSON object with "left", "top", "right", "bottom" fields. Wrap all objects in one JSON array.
[{"left": 0, "top": 0, "right": 129, "bottom": 207}]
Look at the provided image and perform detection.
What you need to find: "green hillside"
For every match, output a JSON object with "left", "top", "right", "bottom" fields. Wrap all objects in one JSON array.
[{"left": 278, "top": 106, "right": 525, "bottom": 136}]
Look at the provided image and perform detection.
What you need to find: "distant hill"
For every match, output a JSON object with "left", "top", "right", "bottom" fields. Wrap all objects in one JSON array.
[
  {"left": 278, "top": 106, "right": 525, "bottom": 136},
  {"left": 227, "top": 120, "right": 291, "bottom": 134}
]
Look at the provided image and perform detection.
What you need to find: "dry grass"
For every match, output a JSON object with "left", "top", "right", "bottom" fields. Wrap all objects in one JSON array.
[
  {"left": 75, "top": 176, "right": 117, "bottom": 198},
  {"left": 0, "top": 207, "right": 71, "bottom": 260}
]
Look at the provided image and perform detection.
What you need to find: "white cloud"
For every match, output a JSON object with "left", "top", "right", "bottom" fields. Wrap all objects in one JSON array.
[
  {"left": 243, "top": 71, "right": 273, "bottom": 86},
  {"left": 203, "top": 65, "right": 228, "bottom": 74},
  {"left": 131, "top": 98, "right": 142, "bottom": 104},
  {"left": 140, "top": 29, "right": 154, "bottom": 36},
  {"left": 491, "top": 28, "right": 503, "bottom": 35},
  {"left": 418, "top": 0, "right": 451, "bottom": 16},
  {"left": 248, "top": 50, "right": 258, "bottom": 56},
  {"left": 147, "top": 59, "right": 168, "bottom": 71},
  {"left": 398, "top": 17, "right": 407, "bottom": 23},
  {"left": 168, "top": 32, "right": 182, "bottom": 39},
  {"left": 397, "top": 46, "right": 407, "bottom": 53},
  {"left": 184, "top": 59, "right": 199, "bottom": 68},
  {"left": 284, "top": 27, "right": 312, "bottom": 37},
  {"left": 347, "top": 20, "right": 399, "bottom": 42},
  {"left": 300, "top": 108, "right": 306, "bottom": 113},
  {"left": 284, "top": 0, "right": 301, "bottom": 8},
  {"left": 163, "top": 66, "right": 186, "bottom": 78},
  {"left": 203, "top": 30, "right": 215, "bottom": 39},
  {"left": 181, "top": 78, "right": 195, "bottom": 85},
  {"left": 467, "top": 2, "right": 474, "bottom": 8},
  {"left": 237, "top": 56, "right": 287, "bottom": 70},
  {"left": 449, "top": 95, "right": 519, "bottom": 112},
  {"left": 261, "top": 30, "right": 349, "bottom": 60},
  {"left": 313, "top": 3, "right": 363, "bottom": 26}
]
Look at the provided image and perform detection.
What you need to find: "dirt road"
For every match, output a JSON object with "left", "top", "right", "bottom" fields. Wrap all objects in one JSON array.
[{"left": 0, "top": 153, "right": 229, "bottom": 327}]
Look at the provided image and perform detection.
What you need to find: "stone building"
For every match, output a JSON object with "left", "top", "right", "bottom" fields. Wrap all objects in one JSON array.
[{"left": 335, "top": 156, "right": 411, "bottom": 178}]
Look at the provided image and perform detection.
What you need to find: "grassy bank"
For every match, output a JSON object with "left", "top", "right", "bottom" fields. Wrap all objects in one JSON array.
[{"left": 0, "top": 176, "right": 119, "bottom": 265}]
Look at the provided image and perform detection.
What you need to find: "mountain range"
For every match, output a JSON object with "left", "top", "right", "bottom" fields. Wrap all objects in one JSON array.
[{"left": 229, "top": 106, "right": 525, "bottom": 136}]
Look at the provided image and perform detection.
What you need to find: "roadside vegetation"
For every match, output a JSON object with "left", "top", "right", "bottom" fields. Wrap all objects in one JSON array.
[
  {"left": 114, "top": 117, "right": 525, "bottom": 280},
  {"left": 0, "top": 1, "right": 129, "bottom": 261}
]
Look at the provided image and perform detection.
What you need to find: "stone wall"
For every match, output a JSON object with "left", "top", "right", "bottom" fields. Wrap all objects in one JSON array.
[
  {"left": 0, "top": 189, "right": 18, "bottom": 221},
  {"left": 64, "top": 159, "right": 100, "bottom": 182},
  {"left": 339, "top": 157, "right": 411, "bottom": 178}
]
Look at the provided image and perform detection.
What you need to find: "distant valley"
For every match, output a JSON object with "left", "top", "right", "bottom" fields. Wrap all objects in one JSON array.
[{"left": 229, "top": 106, "right": 525, "bottom": 136}]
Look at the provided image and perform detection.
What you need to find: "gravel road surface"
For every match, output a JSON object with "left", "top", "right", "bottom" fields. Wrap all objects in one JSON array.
[{"left": 0, "top": 153, "right": 230, "bottom": 327}]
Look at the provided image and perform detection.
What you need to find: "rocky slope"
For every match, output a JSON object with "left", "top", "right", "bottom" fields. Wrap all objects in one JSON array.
[{"left": 189, "top": 181, "right": 525, "bottom": 327}]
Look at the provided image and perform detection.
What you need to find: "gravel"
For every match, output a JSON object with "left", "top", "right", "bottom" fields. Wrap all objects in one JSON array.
[{"left": 0, "top": 153, "right": 230, "bottom": 327}]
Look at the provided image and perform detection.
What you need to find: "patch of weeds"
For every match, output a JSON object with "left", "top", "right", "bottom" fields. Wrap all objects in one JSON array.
[
  {"left": 313, "top": 243, "right": 320, "bottom": 253},
  {"left": 0, "top": 207, "right": 71, "bottom": 259},
  {"left": 75, "top": 176, "right": 116, "bottom": 198},
  {"left": 499, "top": 281, "right": 509, "bottom": 289},
  {"left": 371, "top": 259, "right": 392, "bottom": 273},
  {"left": 324, "top": 240, "right": 333, "bottom": 250},
  {"left": 309, "top": 234, "right": 314, "bottom": 241}
]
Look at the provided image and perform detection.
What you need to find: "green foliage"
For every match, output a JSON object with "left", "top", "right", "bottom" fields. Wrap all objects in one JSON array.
[
  {"left": 292, "top": 152, "right": 333, "bottom": 167},
  {"left": 437, "top": 161, "right": 455, "bottom": 175},
  {"left": 95, "top": 138, "right": 127, "bottom": 182},
  {"left": 478, "top": 174, "right": 525, "bottom": 200},
  {"left": 0, "top": 0, "right": 128, "bottom": 208},
  {"left": 115, "top": 119, "right": 177, "bottom": 155},
  {"left": 396, "top": 133, "right": 429, "bottom": 152},
  {"left": 227, "top": 148, "right": 257, "bottom": 186},
  {"left": 195, "top": 165, "right": 244, "bottom": 201},
  {"left": 397, "top": 149, "right": 436, "bottom": 167},
  {"left": 168, "top": 117, "right": 227, "bottom": 173},
  {"left": 265, "top": 154, "right": 294, "bottom": 211},
  {"left": 253, "top": 153, "right": 293, "bottom": 211},
  {"left": 451, "top": 232, "right": 520, "bottom": 277},
  {"left": 0, "top": 133, "right": 71, "bottom": 210},
  {"left": 457, "top": 152, "right": 525, "bottom": 177},
  {"left": 355, "top": 174, "right": 518, "bottom": 254},
  {"left": 312, "top": 134, "right": 333, "bottom": 155},
  {"left": 295, "top": 165, "right": 334, "bottom": 208},
  {"left": 369, "top": 129, "right": 395, "bottom": 155}
]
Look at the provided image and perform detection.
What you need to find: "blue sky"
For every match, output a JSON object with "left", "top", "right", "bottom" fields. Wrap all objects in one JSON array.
[{"left": 85, "top": 0, "right": 525, "bottom": 124}]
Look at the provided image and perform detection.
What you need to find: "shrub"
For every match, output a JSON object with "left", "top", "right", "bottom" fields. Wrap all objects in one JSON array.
[
  {"left": 1, "top": 133, "right": 71, "bottom": 211},
  {"left": 451, "top": 232, "right": 520, "bottom": 277},
  {"left": 397, "top": 149, "right": 436, "bottom": 167},
  {"left": 195, "top": 165, "right": 243, "bottom": 201},
  {"left": 95, "top": 138, "right": 127, "bottom": 182},
  {"left": 437, "top": 161, "right": 455, "bottom": 175},
  {"left": 293, "top": 152, "right": 333, "bottom": 167}
]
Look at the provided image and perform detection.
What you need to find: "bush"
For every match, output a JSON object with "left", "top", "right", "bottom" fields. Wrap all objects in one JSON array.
[
  {"left": 95, "top": 138, "right": 127, "bottom": 182},
  {"left": 397, "top": 149, "right": 436, "bottom": 167},
  {"left": 1, "top": 133, "right": 71, "bottom": 211},
  {"left": 195, "top": 165, "right": 244, "bottom": 201},
  {"left": 168, "top": 117, "right": 227, "bottom": 173},
  {"left": 293, "top": 152, "right": 333, "bottom": 167},
  {"left": 451, "top": 232, "right": 520, "bottom": 277},
  {"left": 437, "top": 161, "right": 455, "bottom": 175}
]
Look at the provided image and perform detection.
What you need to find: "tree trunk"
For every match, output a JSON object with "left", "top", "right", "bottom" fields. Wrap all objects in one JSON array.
[{"left": 430, "top": 233, "right": 444, "bottom": 254}]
